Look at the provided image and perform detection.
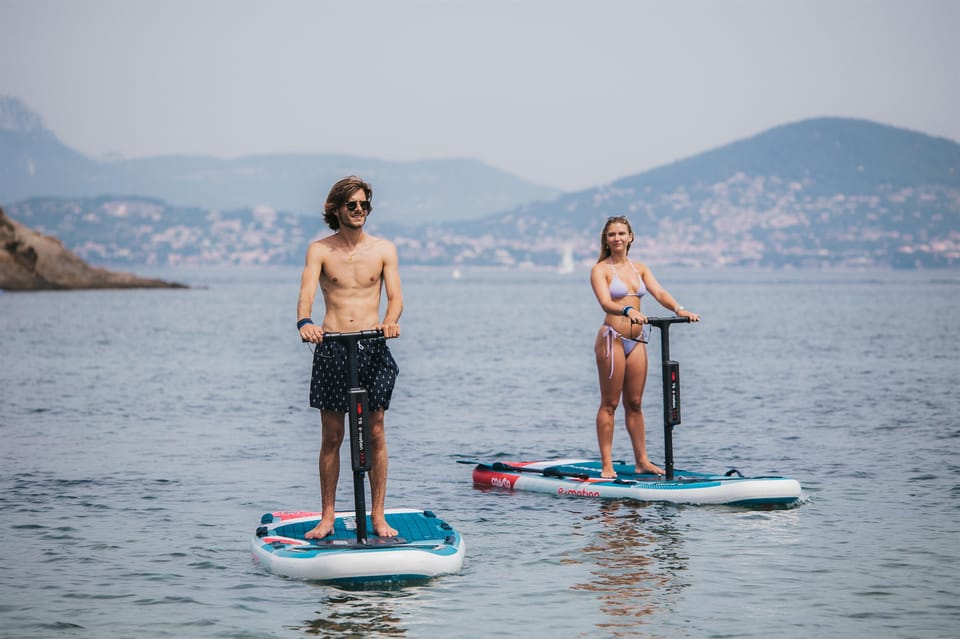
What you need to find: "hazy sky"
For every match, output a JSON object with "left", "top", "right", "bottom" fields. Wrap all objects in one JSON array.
[{"left": 2, "top": 0, "right": 957, "bottom": 191}]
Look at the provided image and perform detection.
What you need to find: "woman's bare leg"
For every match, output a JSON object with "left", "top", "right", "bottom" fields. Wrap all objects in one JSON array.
[
  {"left": 595, "top": 329, "right": 625, "bottom": 479},
  {"left": 622, "top": 345, "right": 664, "bottom": 475}
]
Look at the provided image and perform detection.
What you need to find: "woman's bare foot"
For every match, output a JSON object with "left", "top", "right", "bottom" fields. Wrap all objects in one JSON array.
[
  {"left": 600, "top": 464, "right": 618, "bottom": 479},
  {"left": 636, "top": 461, "right": 665, "bottom": 475},
  {"left": 304, "top": 516, "right": 335, "bottom": 539}
]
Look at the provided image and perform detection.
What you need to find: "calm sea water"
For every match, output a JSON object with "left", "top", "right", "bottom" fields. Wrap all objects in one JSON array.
[{"left": 1, "top": 267, "right": 958, "bottom": 639}]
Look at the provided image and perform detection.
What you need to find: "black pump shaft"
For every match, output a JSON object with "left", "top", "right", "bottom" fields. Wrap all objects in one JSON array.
[
  {"left": 318, "top": 329, "right": 385, "bottom": 544},
  {"left": 646, "top": 317, "right": 691, "bottom": 480}
]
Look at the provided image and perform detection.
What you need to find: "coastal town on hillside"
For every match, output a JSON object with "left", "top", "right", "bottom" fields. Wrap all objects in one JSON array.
[{"left": 5, "top": 177, "right": 958, "bottom": 272}]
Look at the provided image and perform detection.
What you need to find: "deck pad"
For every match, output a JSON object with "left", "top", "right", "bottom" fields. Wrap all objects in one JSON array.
[{"left": 264, "top": 509, "right": 452, "bottom": 544}]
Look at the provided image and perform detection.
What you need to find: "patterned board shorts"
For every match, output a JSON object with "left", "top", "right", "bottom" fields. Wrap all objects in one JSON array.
[{"left": 309, "top": 338, "right": 400, "bottom": 413}]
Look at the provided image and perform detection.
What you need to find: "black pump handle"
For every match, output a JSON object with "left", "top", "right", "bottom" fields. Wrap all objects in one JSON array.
[
  {"left": 320, "top": 329, "right": 386, "bottom": 342},
  {"left": 645, "top": 316, "right": 691, "bottom": 328}
]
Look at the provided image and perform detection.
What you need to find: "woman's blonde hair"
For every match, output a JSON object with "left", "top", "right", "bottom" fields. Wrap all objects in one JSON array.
[{"left": 597, "top": 216, "right": 634, "bottom": 262}]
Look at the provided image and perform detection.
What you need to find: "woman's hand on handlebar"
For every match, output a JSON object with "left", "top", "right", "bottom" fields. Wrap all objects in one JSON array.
[{"left": 625, "top": 307, "right": 647, "bottom": 325}]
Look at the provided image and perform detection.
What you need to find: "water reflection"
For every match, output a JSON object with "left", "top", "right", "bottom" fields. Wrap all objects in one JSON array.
[
  {"left": 291, "top": 591, "right": 412, "bottom": 637},
  {"left": 569, "top": 502, "right": 689, "bottom": 638}
]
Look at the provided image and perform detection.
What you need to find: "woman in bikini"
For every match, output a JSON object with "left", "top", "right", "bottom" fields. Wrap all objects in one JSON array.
[{"left": 590, "top": 216, "right": 700, "bottom": 479}]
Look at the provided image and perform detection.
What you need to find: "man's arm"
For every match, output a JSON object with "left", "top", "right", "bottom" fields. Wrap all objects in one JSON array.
[
  {"left": 380, "top": 241, "right": 403, "bottom": 338},
  {"left": 297, "top": 242, "right": 323, "bottom": 341}
]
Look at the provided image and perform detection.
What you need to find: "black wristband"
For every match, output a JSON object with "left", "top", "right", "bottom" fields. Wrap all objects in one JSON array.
[{"left": 296, "top": 318, "right": 314, "bottom": 329}]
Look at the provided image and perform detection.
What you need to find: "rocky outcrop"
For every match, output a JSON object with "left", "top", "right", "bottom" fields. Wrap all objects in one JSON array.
[{"left": 0, "top": 207, "right": 186, "bottom": 291}]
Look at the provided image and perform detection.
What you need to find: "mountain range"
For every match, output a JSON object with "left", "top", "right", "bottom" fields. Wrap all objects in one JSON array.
[
  {"left": 0, "top": 96, "right": 559, "bottom": 225},
  {"left": 434, "top": 117, "right": 960, "bottom": 269},
  {"left": 2, "top": 96, "right": 958, "bottom": 270}
]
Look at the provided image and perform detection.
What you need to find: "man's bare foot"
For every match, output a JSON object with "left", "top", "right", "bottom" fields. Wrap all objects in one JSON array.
[
  {"left": 600, "top": 465, "right": 618, "bottom": 479},
  {"left": 372, "top": 518, "right": 398, "bottom": 538},
  {"left": 304, "top": 517, "right": 335, "bottom": 539},
  {"left": 636, "top": 461, "right": 665, "bottom": 475}
]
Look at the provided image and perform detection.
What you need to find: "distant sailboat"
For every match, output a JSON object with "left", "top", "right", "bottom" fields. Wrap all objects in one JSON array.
[{"left": 557, "top": 244, "right": 575, "bottom": 274}]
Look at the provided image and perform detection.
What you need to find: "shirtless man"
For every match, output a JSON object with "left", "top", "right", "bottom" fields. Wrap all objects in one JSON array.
[{"left": 296, "top": 176, "right": 403, "bottom": 539}]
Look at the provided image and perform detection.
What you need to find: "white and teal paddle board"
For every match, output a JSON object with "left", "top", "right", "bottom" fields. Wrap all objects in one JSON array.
[
  {"left": 467, "top": 459, "right": 802, "bottom": 507},
  {"left": 251, "top": 507, "right": 465, "bottom": 584}
]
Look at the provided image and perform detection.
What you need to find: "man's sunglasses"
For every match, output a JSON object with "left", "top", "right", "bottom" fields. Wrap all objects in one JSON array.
[{"left": 344, "top": 201, "right": 372, "bottom": 212}]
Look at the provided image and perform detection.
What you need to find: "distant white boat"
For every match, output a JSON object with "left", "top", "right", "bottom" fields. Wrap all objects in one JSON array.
[
  {"left": 452, "top": 268, "right": 462, "bottom": 280},
  {"left": 557, "top": 244, "right": 575, "bottom": 274}
]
